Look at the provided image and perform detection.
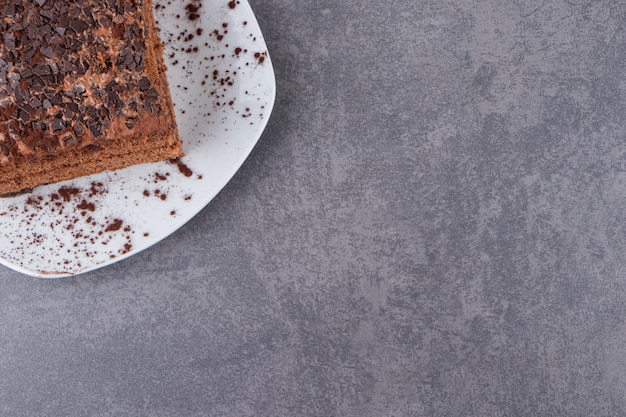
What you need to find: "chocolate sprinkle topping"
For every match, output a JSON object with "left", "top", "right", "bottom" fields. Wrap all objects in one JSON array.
[{"left": 0, "top": 0, "right": 163, "bottom": 164}]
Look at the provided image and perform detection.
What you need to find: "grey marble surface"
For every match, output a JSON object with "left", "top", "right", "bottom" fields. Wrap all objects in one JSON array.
[{"left": 3, "top": 0, "right": 626, "bottom": 415}]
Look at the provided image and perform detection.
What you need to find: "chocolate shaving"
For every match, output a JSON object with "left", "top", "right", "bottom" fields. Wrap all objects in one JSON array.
[{"left": 0, "top": 0, "right": 162, "bottom": 162}]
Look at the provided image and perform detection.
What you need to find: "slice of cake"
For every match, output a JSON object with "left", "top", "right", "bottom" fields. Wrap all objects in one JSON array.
[{"left": 0, "top": 0, "right": 183, "bottom": 196}]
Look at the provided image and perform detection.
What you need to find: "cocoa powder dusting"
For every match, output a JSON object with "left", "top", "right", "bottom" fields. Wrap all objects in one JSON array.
[{"left": 1, "top": 181, "right": 138, "bottom": 271}]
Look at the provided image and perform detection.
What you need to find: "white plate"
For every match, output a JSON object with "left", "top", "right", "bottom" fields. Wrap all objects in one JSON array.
[{"left": 0, "top": 0, "right": 275, "bottom": 278}]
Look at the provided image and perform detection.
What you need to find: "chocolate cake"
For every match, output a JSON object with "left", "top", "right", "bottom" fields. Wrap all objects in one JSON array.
[{"left": 0, "top": 0, "right": 183, "bottom": 195}]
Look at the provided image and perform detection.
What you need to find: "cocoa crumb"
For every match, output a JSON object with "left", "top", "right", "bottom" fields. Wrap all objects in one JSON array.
[
  {"left": 169, "top": 158, "right": 193, "bottom": 177},
  {"left": 77, "top": 200, "right": 95, "bottom": 212},
  {"left": 105, "top": 219, "right": 124, "bottom": 232}
]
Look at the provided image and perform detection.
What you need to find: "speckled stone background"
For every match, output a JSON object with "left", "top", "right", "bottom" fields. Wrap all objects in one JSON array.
[{"left": 3, "top": 0, "right": 626, "bottom": 415}]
